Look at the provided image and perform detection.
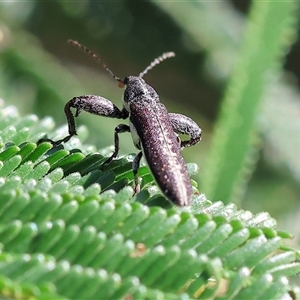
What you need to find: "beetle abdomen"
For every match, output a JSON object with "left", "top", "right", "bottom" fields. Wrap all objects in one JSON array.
[{"left": 130, "top": 98, "right": 192, "bottom": 206}]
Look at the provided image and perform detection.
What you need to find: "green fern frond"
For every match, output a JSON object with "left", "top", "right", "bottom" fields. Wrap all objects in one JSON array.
[{"left": 0, "top": 101, "right": 299, "bottom": 299}]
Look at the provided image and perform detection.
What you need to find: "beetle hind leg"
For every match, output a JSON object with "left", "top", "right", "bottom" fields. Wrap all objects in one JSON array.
[{"left": 168, "top": 113, "right": 202, "bottom": 149}]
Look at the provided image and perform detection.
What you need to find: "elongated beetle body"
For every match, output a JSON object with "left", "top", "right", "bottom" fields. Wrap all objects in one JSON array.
[{"left": 41, "top": 40, "right": 202, "bottom": 206}]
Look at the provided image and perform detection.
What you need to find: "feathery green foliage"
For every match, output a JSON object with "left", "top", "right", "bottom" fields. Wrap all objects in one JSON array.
[
  {"left": 202, "top": 1, "right": 299, "bottom": 203},
  {"left": 0, "top": 1, "right": 300, "bottom": 299},
  {"left": 0, "top": 102, "right": 299, "bottom": 299}
]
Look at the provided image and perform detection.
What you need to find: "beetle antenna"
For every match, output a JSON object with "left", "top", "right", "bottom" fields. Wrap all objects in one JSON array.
[
  {"left": 68, "top": 39, "right": 124, "bottom": 87},
  {"left": 139, "top": 52, "right": 175, "bottom": 78}
]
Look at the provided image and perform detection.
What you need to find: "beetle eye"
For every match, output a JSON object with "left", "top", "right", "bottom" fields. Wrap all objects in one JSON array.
[{"left": 123, "top": 77, "right": 129, "bottom": 85}]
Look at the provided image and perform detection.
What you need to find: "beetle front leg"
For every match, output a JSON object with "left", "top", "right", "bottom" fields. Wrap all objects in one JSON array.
[
  {"left": 39, "top": 95, "right": 129, "bottom": 146},
  {"left": 168, "top": 113, "right": 202, "bottom": 149},
  {"left": 103, "top": 124, "right": 130, "bottom": 165}
]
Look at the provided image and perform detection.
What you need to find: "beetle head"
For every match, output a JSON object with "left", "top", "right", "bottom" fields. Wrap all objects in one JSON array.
[{"left": 123, "top": 76, "right": 148, "bottom": 103}]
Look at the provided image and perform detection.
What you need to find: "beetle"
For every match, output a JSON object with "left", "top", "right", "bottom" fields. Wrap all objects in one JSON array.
[{"left": 41, "top": 40, "right": 202, "bottom": 206}]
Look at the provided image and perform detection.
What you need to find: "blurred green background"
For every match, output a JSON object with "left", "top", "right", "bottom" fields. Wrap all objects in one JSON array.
[{"left": 0, "top": 1, "right": 300, "bottom": 244}]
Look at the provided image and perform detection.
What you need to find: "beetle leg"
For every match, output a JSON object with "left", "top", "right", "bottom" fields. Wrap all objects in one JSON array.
[
  {"left": 168, "top": 113, "right": 202, "bottom": 149},
  {"left": 103, "top": 124, "right": 130, "bottom": 165},
  {"left": 132, "top": 151, "right": 143, "bottom": 194},
  {"left": 38, "top": 95, "right": 129, "bottom": 146}
]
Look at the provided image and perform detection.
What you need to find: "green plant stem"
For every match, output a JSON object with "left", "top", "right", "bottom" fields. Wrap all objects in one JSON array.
[{"left": 201, "top": 1, "right": 299, "bottom": 203}]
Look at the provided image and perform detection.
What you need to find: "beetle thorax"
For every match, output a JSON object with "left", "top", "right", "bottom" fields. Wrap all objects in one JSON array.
[
  {"left": 123, "top": 76, "right": 150, "bottom": 102},
  {"left": 122, "top": 76, "right": 161, "bottom": 114}
]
